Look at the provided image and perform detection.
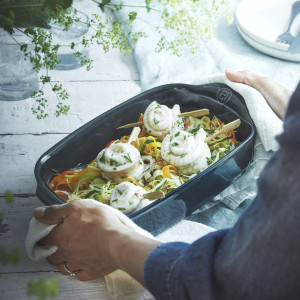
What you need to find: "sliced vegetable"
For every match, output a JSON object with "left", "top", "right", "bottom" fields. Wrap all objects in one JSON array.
[
  {"left": 50, "top": 170, "right": 74, "bottom": 190},
  {"left": 68, "top": 167, "right": 101, "bottom": 189},
  {"left": 162, "top": 165, "right": 178, "bottom": 179},
  {"left": 105, "top": 140, "right": 115, "bottom": 148}
]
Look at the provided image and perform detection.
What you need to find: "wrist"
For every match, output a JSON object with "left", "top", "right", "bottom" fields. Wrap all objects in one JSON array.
[{"left": 107, "top": 227, "right": 162, "bottom": 285}]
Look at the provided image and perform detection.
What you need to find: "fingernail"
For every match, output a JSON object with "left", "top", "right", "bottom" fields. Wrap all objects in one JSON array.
[{"left": 34, "top": 207, "right": 46, "bottom": 218}]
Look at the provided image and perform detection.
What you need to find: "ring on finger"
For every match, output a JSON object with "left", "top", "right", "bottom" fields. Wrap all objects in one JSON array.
[{"left": 63, "top": 262, "right": 78, "bottom": 276}]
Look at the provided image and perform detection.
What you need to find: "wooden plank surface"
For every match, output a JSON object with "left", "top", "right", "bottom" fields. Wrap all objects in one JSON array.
[
  {"left": 0, "top": 273, "right": 110, "bottom": 299},
  {"left": 1, "top": 196, "right": 58, "bottom": 272},
  {"left": 0, "top": 78, "right": 141, "bottom": 135},
  {"left": 0, "top": 134, "right": 67, "bottom": 194}
]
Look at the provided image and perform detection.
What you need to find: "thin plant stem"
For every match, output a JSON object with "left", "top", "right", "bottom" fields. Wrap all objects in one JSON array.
[{"left": 91, "top": 0, "right": 164, "bottom": 14}]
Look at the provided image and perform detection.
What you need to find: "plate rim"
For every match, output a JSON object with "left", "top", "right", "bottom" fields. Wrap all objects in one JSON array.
[{"left": 236, "top": 22, "right": 300, "bottom": 62}]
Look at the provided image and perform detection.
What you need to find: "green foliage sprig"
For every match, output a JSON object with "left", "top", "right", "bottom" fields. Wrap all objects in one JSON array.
[
  {"left": 0, "top": 0, "right": 232, "bottom": 119},
  {"left": 27, "top": 278, "right": 59, "bottom": 300},
  {"left": 0, "top": 191, "right": 22, "bottom": 266}
]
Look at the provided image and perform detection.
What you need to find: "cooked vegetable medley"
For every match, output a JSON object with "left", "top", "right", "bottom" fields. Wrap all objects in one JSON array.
[{"left": 49, "top": 101, "right": 239, "bottom": 214}]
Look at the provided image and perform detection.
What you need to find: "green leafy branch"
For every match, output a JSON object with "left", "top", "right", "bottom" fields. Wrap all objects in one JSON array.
[{"left": 0, "top": 0, "right": 233, "bottom": 119}]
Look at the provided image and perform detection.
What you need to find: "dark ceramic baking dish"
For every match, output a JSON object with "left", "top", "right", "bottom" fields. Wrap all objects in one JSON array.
[{"left": 35, "top": 83, "right": 255, "bottom": 235}]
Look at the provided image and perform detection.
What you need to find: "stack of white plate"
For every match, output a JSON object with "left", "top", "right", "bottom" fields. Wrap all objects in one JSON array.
[{"left": 236, "top": 0, "right": 300, "bottom": 62}]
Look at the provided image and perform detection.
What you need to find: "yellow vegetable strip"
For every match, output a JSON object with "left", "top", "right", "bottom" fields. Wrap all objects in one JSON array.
[{"left": 162, "top": 165, "right": 179, "bottom": 179}]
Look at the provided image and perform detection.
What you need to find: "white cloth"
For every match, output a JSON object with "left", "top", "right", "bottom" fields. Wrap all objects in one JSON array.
[
  {"left": 25, "top": 218, "right": 58, "bottom": 261},
  {"left": 191, "top": 73, "right": 282, "bottom": 210},
  {"left": 25, "top": 201, "right": 214, "bottom": 300}
]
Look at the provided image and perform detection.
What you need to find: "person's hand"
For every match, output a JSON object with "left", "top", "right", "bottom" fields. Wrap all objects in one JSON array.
[
  {"left": 34, "top": 199, "right": 161, "bottom": 284},
  {"left": 225, "top": 70, "right": 292, "bottom": 120}
]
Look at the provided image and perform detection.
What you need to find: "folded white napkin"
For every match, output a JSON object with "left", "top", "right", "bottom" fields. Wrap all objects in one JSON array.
[
  {"left": 25, "top": 218, "right": 58, "bottom": 261},
  {"left": 25, "top": 200, "right": 214, "bottom": 300}
]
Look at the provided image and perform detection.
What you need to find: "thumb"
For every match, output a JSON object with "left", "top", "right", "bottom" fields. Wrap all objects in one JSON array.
[
  {"left": 225, "top": 69, "right": 266, "bottom": 91},
  {"left": 33, "top": 204, "right": 68, "bottom": 225}
]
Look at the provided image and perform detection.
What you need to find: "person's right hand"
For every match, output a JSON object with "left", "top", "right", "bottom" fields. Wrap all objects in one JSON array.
[
  {"left": 33, "top": 199, "right": 161, "bottom": 284},
  {"left": 225, "top": 70, "right": 292, "bottom": 120}
]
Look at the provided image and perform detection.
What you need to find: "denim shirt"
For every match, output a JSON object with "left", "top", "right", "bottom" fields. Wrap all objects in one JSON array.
[{"left": 144, "top": 83, "right": 300, "bottom": 300}]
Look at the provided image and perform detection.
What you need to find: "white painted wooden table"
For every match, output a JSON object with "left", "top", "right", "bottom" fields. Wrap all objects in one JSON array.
[{"left": 0, "top": 11, "right": 141, "bottom": 297}]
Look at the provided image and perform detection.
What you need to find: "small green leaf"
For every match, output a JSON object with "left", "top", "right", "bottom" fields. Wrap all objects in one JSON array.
[
  {"left": 27, "top": 278, "right": 59, "bottom": 300},
  {"left": 128, "top": 12, "right": 137, "bottom": 22},
  {"left": 0, "top": 246, "right": 22, "bottom": 265},
  {"left": 5, "top": 190, "right": 14, "bottom": 204},
  {"left": 145, "top": 0, "right": 152, "bottom": 13},
  {"left": 124, "top": 153, "right": 132, "bottom": 163},
  {"left": 116, "top": 189, "right": 123, "bottom": 195},
  {"left": 99, "top": 0, "right": 111, "bottom": 12}
]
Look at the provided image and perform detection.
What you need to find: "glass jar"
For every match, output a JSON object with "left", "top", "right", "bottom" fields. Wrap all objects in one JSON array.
[
  {"left": 0, "top": 28, "right": 39, "bottom": 101},
  {"left": 51, "top": 11, "right": 90, "bottom": 70}
]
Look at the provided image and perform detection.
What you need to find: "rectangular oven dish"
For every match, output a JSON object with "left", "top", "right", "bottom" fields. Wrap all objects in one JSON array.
[{"left": 35, "top": 83, "right": 255, "bottom": 235}]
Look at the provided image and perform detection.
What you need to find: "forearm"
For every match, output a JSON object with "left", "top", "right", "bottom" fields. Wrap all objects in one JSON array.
[
  {"left": 260, "top": 77, "right": 291, "bottom": 119},
  {"left": 108, "top": 228, "right": 162, "bottom": 286}
]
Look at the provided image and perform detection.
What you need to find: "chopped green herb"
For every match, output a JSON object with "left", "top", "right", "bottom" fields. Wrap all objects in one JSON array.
[
  {"left": 172, "top": 142, "right": 179, "bottom": 147},
  {"left": 154, "top": 118, "right": 159, "bottom": 124},
  {"left": 170, "top": 136, "right": 173, "bottom": 142},
  {"left": 140, "top": 137, "right": 155, "bottom": 152},
  {"left": 93, "top": 185, "right": 102, "bottom": 190},
  {"left": 121, "top": 175, "right": 128, "bottom": 178},
  {"left": 115, "top": 140, "right": 121, "bottom": 144},
  {"left": 206, "top": 157, "right": 213, "bottom": 165},
  {"left": 180, "top": 154, "right": 186, "bottom": 158},
  {"left": 109, "top": 158, "right": 122, "bottom": 167},
  {"left": 174, "top": 132, "right": 180, "bottom": 137},
  {"left": 190, "top": 124, "right": 201, "bottom": 135},
  {"left": 155, "top": 179, "right": 168, "bottom": 191},
  {"left": 118, "top": 207, "right": 126, "bottom": 211},
  {"left": 100, "top": 153, "right": 106, "bottom": 163},
  {"left": 156, "top": 104, "right": 161, "bottom": 109},
  {"left": 168, "top": 151, "right": 171, "bottom": 155},
  {"left": 176, "top": 120, "right": 182, "bottom": 125},
  {"left": 85, "top": 190, "right": 97, "bottom": 199},
  {"left": 129, "top": 201, "right": 134, "bottom": 205},
  {"left": 139, "top": 161, "right": 143, "bottom": 165},
  {"left": 51, "top": 168, "right": 59, "bottom": 173},
  {"left": 111, "top": 199, "right": 117, "bottom": 202},
  {"left": 124, "top": 153, "right": 132, "bottom": 163},
  {"left": 116, "top": 189, "right": 123, "bottom": 195},
  {"left": 184, "top": 135, "right": 187, "bottom": 140}
]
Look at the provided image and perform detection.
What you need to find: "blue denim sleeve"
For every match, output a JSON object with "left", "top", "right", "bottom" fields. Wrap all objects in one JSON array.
[{"left": 144, "top": 82, "right": 300, "bottom": 300}]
